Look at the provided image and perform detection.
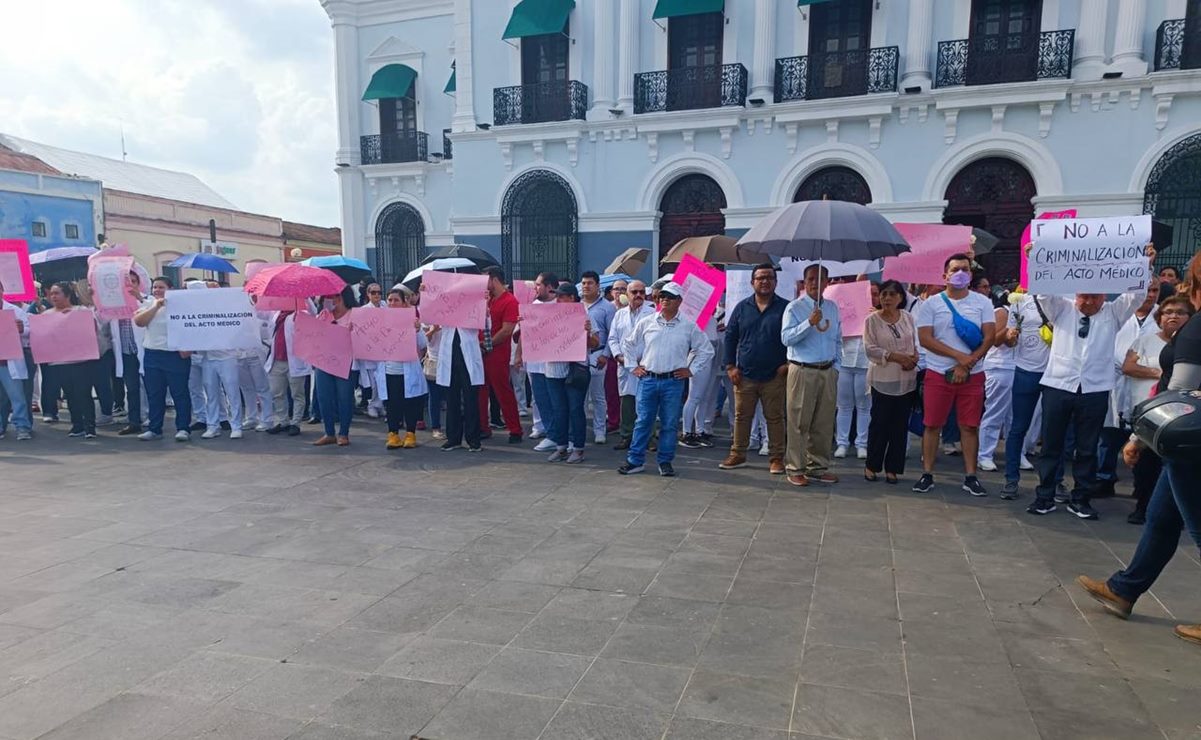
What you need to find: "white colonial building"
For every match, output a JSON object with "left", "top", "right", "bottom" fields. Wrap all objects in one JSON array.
[{"left": 320, "top": 0, "right": 1201, "bottom": 287}]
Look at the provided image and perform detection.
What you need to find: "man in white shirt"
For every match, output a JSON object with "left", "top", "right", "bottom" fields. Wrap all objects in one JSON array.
[
  {"left": 608, "top": 280, "right": 655, "bottom": 450},
  {"left": 914, "top": 254, "right": 996, "bottom": 496},
  {"left": 581, "top": 272, "right": 616, "bottom": 445},
  {"left": 618, "top": 282, "right": 714, "bottom": 477},
  {"left": 1026, "top": 244, "right": 1156, "bottom": 519}
]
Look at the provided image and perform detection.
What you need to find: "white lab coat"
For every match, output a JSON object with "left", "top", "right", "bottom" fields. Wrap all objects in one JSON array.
[
  {"left": 609, "top": 303, "right": 656, "bottom": 397},
  {"left": 1106, "top": 306, "right": 1159, "bottom": 427},
  {"left": 263, "top": 312, "right": 313, "bottom": 378},
  {"left": 1, "top": 301, "right": 29, "bottom": 381},
  {"left": 375, "top": 332, "right": 430, "bottom": 400},
  {"left": 435, "top": 327, "right": 484, "bottom": 387},
  {"left": 110, "top": 317, "right": 147, "bottom": 378}
]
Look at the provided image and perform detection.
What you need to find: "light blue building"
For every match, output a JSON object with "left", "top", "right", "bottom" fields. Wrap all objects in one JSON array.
[
  {"left": 321, "top": 0, "right": 1201, "bottom": 287},
  {"left": 0, "top": 147, "right": 103, "bottom": 251}
]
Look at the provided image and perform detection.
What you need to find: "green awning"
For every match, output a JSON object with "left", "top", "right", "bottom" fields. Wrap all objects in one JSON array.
[
  {"left": 797, "top": 0, "right": 836, "bottom": 6},
  {"left": 444, "top": 62, "right": 456, "bottom": 94},
  {"left": 362, "top": 64, "right": 418, "bottom": 101},
  {"left": 502, "top": 0, "right": 575, "bottom": 40},
  {"left": 652, "top": 0, "right": 724, "bottom": 19}
]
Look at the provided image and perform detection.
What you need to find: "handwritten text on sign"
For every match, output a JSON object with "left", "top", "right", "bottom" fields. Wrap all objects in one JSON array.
[
  {"left": 164, "top": 287, "right": 262, "bottom": 352},
  {"left": 421, "top": 271, "right": 488, "bottom": 329},
  {"left": 30, "top": 310, "right": 100, "bottom": 364},
  {"left": 89, "top": 256, "right": 138, "bottom": 321},
  {"left": 520, "top": 302, "right": 588, "bottom": 364},
  {"left": 0, "top": 240, "right": 35, "bottom": 302},
  {"left": 1028, "top": 215, "right": 1152, "bottom": 295},
  {"left": 293, "top": 311, "right": 353, "bottom": 379},
  {"left": 824, "top": 281, "right": 873, "bottom": 337},
  {"left": 350, "top": 307, "right": 418, "bottom": 362},
  {"left": 0, "top": 310, "right": 23, "bottom": 361}
]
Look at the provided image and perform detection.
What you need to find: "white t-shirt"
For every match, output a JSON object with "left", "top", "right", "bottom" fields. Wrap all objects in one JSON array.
[
  {"left": 915, "top": 291, "right": 995, "bottom": 375},
  {"left": 139, "top": 297, "right": 170, "bottom": 351},
  {"left": 1126, "top": 332, "right": 1167, "bottom": 412},
  {"left": 1008, "top": 296, "right": 1052, "bottom": 373}
]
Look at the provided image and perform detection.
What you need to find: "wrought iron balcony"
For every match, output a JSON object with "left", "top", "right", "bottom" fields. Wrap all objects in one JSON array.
[
  {"left": 634, "top": 63, "right": 748, "bottom": 114},
  {"left": 775, "top": 46, "right": 899, "bottom": 102},
  {"left": 1154, "top": 19, "right": 1201, "bottom": 71},
  {"left": 935, "top": 29, "right": 1075, "bottom": 88},
  {"left": 493, "top": 80, "right": 588, "bottom": 125},
  {"left": 360, "top": 131, "right": 429, "bottom": 165},
  {"left": 442, "top": 128, "right": 453, "bottom": 160}
]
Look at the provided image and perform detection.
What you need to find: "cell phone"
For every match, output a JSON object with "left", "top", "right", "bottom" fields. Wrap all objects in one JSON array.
[{"left": 944, "top": 369, "right": 957, "bottom": 383}]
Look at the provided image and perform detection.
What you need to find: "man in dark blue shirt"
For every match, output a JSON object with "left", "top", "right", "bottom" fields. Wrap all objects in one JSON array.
[{"left": 720, "top": 264, "right": 789, "bottom": 474}]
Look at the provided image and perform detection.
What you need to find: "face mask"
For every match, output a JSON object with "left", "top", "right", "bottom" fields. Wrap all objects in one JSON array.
[
  {"left": 617, "top": 294, "right": 629, "bottom": 307},
  {"left": 947, "top": 271, "right": 972, "bottom": 290},
  {"left": 322, "top": 299, "right": 336, "bottom": 311}
]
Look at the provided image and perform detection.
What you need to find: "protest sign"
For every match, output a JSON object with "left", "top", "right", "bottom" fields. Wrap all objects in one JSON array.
[
  {"left": 421, "top": 271, "right": 488, "bottom": 329},
  {"left": 824, "top": 281, "right": 873, "bottom": 337},
  {"left": 29, "top": 310, "right": 100, "bottom": 364},
  {"left": 0, "top": 240, "right": 35, "bottom": 302},
  {"left": 520, "top": 302, "right": 588, "bottom": 364},
  {"left": 0, "top": 310, "right": 23, "bottom": 361},
  {"left": 884, "top": 224, "right": 972, "bottom": 284},
  {"left": 1020, "top": 209, "right": 1077, "bottom": 288},
  {"left": 674, "top": 254, "right": 724, "bottom": 329},
  {"left": 1028, "top": 215, "right": 1152, "bottom": 295},
  {"left": 513, "top": 280, "right": 536, "bottom": 306},
  {"left": 780, "top": 257, "right": 881, "bottom": 283},
  {"left": 725, "top": 268, "right": 754, "bottom": 314},
  {"left": 293, "top": 311, "right": 352, "bottom": 379},
  {"left": 88, "top": 256, "right": 138, "bottom": 321},
  {"left": 350, "top": 307, "right": 418, "bottom": 362},
  {"left": 254, "top": 295, "right": 304, "bottom": 312},
  {"left": 163, "top": 287, "right": 262, "bottom": 352}
]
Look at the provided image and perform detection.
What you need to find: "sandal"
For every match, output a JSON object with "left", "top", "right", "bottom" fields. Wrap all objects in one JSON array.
[
  {"left": 885, "top": 474, "right": 898, "bottom": 485},
  {"left": 864, "top": 469, "right": 879, "bottom": 482}
]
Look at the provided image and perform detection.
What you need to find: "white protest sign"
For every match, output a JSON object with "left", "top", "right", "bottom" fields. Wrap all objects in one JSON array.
[
  {"left": 1028, "top": 215, "right": 1152, "bottom": 295},
  {"left": 726, "top": 267, "right": 793, "bottom": 308},
  {"left": 165, "top": 287, "right": 262, "bottom": 351}
]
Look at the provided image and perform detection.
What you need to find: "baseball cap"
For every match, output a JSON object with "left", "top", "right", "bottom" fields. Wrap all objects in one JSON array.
[{"left": 660, "top": 281, "right": 683, "bottom": 298}]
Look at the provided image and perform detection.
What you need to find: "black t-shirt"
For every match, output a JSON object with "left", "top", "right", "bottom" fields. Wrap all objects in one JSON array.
[{"left": 1157, "top": 312, "right": 1201, "bottom": 393}]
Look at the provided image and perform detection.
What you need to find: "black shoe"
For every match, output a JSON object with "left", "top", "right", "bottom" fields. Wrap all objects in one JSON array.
[
  {"left": 67, "top": 430, "right": 86, "bottom": 438},
  {"left": 1054, "top": 484, "right": 1070, "bottom": 504},
  {"left": 962, "top": 476, "right": 987, "bottom": 497},
  {"left": 265, "top": 424, "right": 284, "bottom": 435},
  {"left": 117, "top": 425, "right": 142, "bottom": 436},
  {"left": 440, "top": 442, "right": 462, "bottom": 451},
  {"left": 490, "top": 421, "right": 505, "bottom": 430},
  {"left": 508, "top": 433, "right": 523, "bottom": 444},
  {"left": 1067, "top": 502, "right": 1099, "bottom": 520},
  {"left": 658, "top": 462, "right": 676, "bottom": 477},
  {"left": 287, "top": 425, "right": 301, "bottom": 436},
  {"left": 912, "top": 473, "right": 935, "bottom": 493},
  {"left": 1000, "top": 481, "right": 1020, "bottom": 500},
  {"left": 84, "top": 430, "right": 97, "bottom": 439},
  {"left": 1093, "top": 479, "right": 1117, "bottom": 499},
  {"left": 697, "top": 433, "right": 714, "bottom": 448},
  {"left": 220, "top": 421, "right": 231, "bottom": 431},
  {"left": 678, "top": 434, "right": 701, "bottom": 449},
  {"left": 1026, "top": 499, "right": 1057, "bottom": 516},
  {"left": 1127, "top": 509, "right": 1147, "bottom": 525},
  {"left": 305, "top": 417, "right": 322, "bottom": 425},
  {"left": 617, "top": 462, "right": 644, "bottom": 475},
  {"left": 189, "top": 422, "right": 206, "bottom": 432},
  {"left": 467, "top": 444, "right": 483, "bottom": 452}
]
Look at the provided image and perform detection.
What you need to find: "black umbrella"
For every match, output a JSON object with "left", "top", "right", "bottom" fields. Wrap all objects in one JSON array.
[
  {"left": 422, "top": 244, "right": 499, "bottom": 269},
  {"left": 971, "top": 228, "right": 1000, "bottom": 255}
]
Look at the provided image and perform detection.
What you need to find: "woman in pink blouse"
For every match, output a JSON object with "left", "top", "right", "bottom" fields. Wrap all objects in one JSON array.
[{"left": 863, "top": 280, "right": 921, "bottom": 483}]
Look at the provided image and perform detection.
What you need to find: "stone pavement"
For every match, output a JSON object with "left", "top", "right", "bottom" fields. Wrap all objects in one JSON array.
[{"left": 0, "top": 420, "right": 1199, "bottom": 740}]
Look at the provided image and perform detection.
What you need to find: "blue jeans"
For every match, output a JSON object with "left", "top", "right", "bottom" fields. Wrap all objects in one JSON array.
[
  {"left": 143, "top": 349, "right": 191, "bottom": 435},
  {"left": 0, "top": 363, "right": 32, "bottom": 433},
  {"left": 1096, "top": 426, "right": 1128, "bottom": 484},
  {"left": 529, "top": 372, "right": 555, "bottom": 442},
  {"left": 315, "top": 370, "right": 354, "bottom": 437},
  {"left": 1108, "top": 458, "right": 1201, "bottom": 603},
  {"left": 628, "top": 376, "right": 684, "bottom": 467},
  {"left": 545, "top": 376, "right": 586, "bottom": 449},
  {"left": 428, "top": 381, "right": 444, "bottom": 430},
  {"left": 1005, "top": 368, "right": 1066, "bottom": 484}
]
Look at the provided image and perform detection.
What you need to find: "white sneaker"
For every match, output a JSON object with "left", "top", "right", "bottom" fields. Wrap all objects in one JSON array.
[
  {"left": 978, "top": 458, "right": 998, "bottom": 472},
  {"left": 834, "top": 445, "right": 848, "bottom": 459},
  {"left": 758, "top": 441, "right": 769, "bottom": 457},
  {"left": 566, "top": 449, "right": 585, "bottom": 464},
  {"left": 530, "top": 428, "right": 544, "bottom": 440},
  {"left": 255, "top": 422, "right": 270, "bottom": 432},
  {"left": 201, "top": 428, "right": 221, "bottom": 439},
  {"left": 366, "top": 406, "right": 380, "bottom": 419},
  {"left": 518, "top": 409, "right": 529, "bottom": 417},
  {"left": 174, "top": 430, "right": 190, "bottom": 442},
  {"left": 857, "top": 447, "right": 868, "bottom": 460},
  {"left": 137, "top": 430, "right": 161, "bottom": 441},
  {"left": 533, "top": 438, "right": 558, "bottom": 452},
  {"left": 1020, "top": 454, "right": 1034, "bottom": 470},
  {"left": 229, "top": 430, "right": 243, "bottom": 439},
  {"left": 942, "top": 443, "right": 957, "bottom": 456},
  {"left": 594, "top": 434, "right": 606, "bottom": 445}
]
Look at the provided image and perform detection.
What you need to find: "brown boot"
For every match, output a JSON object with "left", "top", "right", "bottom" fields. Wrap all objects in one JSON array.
[
  {"left": 1174, "top": 624, "right": 1201, "bottom": 646},
  {"left": 1075, "top": 575, "right": 1132, "bottom": 619},
  {"left": 719, "top": 453, "right": 748, "bottom": 470}
]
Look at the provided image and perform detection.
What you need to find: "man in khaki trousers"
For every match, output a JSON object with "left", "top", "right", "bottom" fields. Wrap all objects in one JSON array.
[{"left": 780, "top": 265, "right": 842, "bottom": 487}]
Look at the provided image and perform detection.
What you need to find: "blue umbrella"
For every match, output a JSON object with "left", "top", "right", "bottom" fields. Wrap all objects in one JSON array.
[
  {"left": 169, "top": 253, "right": 239, "bottom": 273},
  {"left": 599, "top": 273, "right": 634, "bottom": 289},
  {"left": 300, "top": 255, "right": 373, "bottom": 283}
]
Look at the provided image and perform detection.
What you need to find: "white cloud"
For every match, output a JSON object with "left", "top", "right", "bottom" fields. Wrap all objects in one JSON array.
[{"left": 0, "top": 0, "right": 339, "bottom": 226}]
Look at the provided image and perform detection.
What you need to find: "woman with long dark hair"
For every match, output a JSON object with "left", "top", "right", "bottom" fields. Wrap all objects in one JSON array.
[{"left": 134, "top": 277, "right": 193, "bottom": 441}]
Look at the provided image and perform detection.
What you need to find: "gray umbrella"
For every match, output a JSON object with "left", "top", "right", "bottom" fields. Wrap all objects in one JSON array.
[{"left": 736, "top": 200, "right": 910, "bottom": 261}]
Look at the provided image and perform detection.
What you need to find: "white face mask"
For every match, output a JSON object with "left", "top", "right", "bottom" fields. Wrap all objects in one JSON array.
[{"left": 323, "top": 299, "right": 336, "bottom": 311}]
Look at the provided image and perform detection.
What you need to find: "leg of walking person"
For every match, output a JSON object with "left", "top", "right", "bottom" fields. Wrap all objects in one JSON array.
[
  {"left": 461, "top": 380, "right": 482, "bottom": 449},
  {"left": 385, "top": 373, "right": 404, "bottom": 440},
  {"left": 122, "top": 353, "right": 143, "bottom": 430},
  {"left": 605, "top": 359, "right": 620, "bottom": 432},
  {"left": 59, "top": 363, "right": 88, "bottom": 435},
  {"left": 164, "top": 353, "right": 192, "bottom": 434},
  {"left": 885, "top": 393, "right": 915, "bottom": 476},
  {"left": 1068, "top": 391, "right": 1109, "bottom": 510},
  {"left": 626, "top": 378, "right": 660, "bottom": 470},
  {"left": 0, "top": 363, "right": 32, "bottom": 437},
  {"left": 404, "top": 393, "right": 424, "bottom": 434},
  {"left": 835, "top": 368, "right": 858, "bottom": 452},
  {"left": 1033, "top": 387, "right": 1074, "bottom": 508},
  {"left": 586, "top": 368, "right": 607, "bottom": 443},
  {"left": 1129, "top": 451, "right": 1162, "bottom": 524},
  {"left": 489, "top": 353, "right": 522, "bottom": 438},
  {"left": 1107, "top": 470, "right": 1186, "bottom": 604},
  {"left": 727, "top": 378, "right": 760, "bottom": 461},
  {"left": 334, "top": 375, "right": 354, "bottom": 439},
  {"left": 785, "top": 365, "right": 810, "bottom": 475},
  {"left": 40, "top": 364, "right": 61, "bottom": 421},
  {"left": 314, "top": 371, "right": 338, "bottom": 440},
  {"left": 544, "top": 376, "right": 569, "bottom": 456},
  {"left": 142, "top": 352, "right": 168, "bottom": 436},
  {"left": 94, "top": 350, "right": 114, "bottom": 422}
]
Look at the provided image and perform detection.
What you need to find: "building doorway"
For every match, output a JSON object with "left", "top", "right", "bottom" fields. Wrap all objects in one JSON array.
[
  {"left": 943, "top": 157, "right": 1036, "bottom": 284},
  {"left": 658, "top": 174, "right": 727, "bottom": 254}
]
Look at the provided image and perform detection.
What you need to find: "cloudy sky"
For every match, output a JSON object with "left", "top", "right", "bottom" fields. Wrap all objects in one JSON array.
[{"left": 0, "top": 0, "right": 340, "bottom": 227}]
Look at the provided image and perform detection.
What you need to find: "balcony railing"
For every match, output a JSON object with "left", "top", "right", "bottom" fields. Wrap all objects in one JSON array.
[
  {"left": 360, "top": 131, "right": 429, "bottom": 165},
  {"left": 1154, "top": 19, "right": 1201, "bottom": 71},
  {"left": 442, "top": 128, "right": 453, "bottom": 160},
  {"left": 493, "top": 80, "right": 589, "bottom": 126},
  {"left": 935, "top": 29, "right": 1075, "bottom": 87},
  {"left": 775, "top": 46, "right": 899, "bottom": 102},
  {"left": 634, "top": 63, "right": 748, "bottom": 114}
]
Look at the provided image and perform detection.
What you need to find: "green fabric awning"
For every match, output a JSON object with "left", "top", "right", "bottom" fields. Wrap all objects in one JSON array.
[
  {"left": 362, "top": 64, "right": 418, "bottom": 101},
  {"left": 444, "top": 62, "right": 456, "bottom": 94},
  {"left": 797, "top": 0, "right": 836, "bottom": 6},
  {"left": 652, "top": 0, "right": 724, "bottom": 19},
  {"left": 502, "top": 0, "right": 575, "bottom": 40}
]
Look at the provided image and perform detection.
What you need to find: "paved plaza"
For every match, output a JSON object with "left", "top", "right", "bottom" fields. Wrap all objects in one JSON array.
[{"left": 0, "top": 421, "right": 1198, "bottom": 740}]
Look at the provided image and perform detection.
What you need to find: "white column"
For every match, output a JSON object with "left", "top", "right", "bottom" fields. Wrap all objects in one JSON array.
[
  {"left": 451, "top": 0, "right": 476, "bottom": 132},
  {"left": 901, "top": 0, "right": 935, "bottom": 91},
  {"left": 1111, "top": 0, "right": 1149, "bottom": 76},
  {"left": 589, "top": 1, "right": 616, "bottom": 118},
  {"left": 750, "top": 0, "right": 776, "bottom": 100},
  {"left": 335, "top": 167, "right": 367, "bottom": 262},
  {"left": 329, "top": 15, "right": 365, "bottom": 260},
  {"left": 1074, "top": 0, "right": 1110, "bottom": 79},
  {"left": 617, "top": 0, "right": 639, "bottom": 111}
]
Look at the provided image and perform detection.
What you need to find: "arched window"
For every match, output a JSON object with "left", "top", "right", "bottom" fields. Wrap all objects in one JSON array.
[
  {"left": 374, "top": 203, "right": 426, "bottom": 287},
  {"left": 794, "top": 166, "right": 873, "bottom": 205},
  {"left": 501, "top": 170, "right": 579, "bottom": 280},
  {"left": 658, "top": 174, "right": 727, "bottom": 253},
  {"left": 1144, "top": 132, "right": 1201, "bottom": 276},
  {"left": 943, "top": 156, "right": 1036, "bottom": 285}
]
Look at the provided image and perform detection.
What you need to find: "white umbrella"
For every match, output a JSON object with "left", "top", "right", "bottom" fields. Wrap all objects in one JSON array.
[{"left": 401, "top": 258, "right": 479, "bottom": 290}]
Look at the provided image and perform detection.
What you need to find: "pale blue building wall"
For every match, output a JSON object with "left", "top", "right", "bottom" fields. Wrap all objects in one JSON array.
[{"left": 0, "top": 169, "right": 102, "bottom": 251}]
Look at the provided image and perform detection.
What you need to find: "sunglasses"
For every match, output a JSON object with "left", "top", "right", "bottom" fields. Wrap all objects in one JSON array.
[
  {"left": 629, "top": 289, "right": 646, "bottom": 295},
  {"left": 368, "top": 290, "right": 381, "bottom": 295},
  {"left": 1078, "top": 315, "right": 1091, "bottom": 339}
]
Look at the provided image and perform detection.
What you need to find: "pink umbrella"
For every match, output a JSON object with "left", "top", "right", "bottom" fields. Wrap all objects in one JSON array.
[{"left": 244, "top": 263, "right": 345, "bottom": 298}]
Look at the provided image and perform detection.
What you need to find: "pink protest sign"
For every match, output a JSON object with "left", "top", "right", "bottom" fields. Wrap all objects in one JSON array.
[
  {"left": 254, "top": 295, "right": 303, "bottom": 312},
  {"left": 89, "top": 256, "right": 138, "bottom": 321},
  {"left": 0, "top": 240, "right": 36, "bottom": 302},
  {"left": 293, "top": 311, "right": 352, "bottom": 379},
  {"left": 350, "top": 307, "right": 418, "bottom": 362},
  {"left": 513, "top": 280, "right": 536, "bottom": 306},
  {"left": 1019, "top": 210, "right": 1076, "bottom": 289},
  {"left": 520, "top": 302, "right": 588, "bottom": 364},
  {"left": 885, "top": 224, "right": 972, "bottom": 285},
  {"left": 0, "top": 310, "right": 23, "bottom": 361},
  {"left": 824, "top": 281, "right": 873, "bottom": 337},
  {"left": 673, "top": 253, "right": 725, "bottom": 330},
  {"left": 421, "top": 271, "right": 488, "bottom": 329},
  {"left": 29, "top": 310, "right": 100, "bottom": 364}
]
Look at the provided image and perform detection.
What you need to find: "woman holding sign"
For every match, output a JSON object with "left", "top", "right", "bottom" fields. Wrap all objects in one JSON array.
[
  {"left": 543, "top": 283, "right": 600, "bottom": 464},
  {"left": 42, "top": 282, "right": 102, "bottom": 439},
  {"left": 380, "top": 288, "right": 428, "bottom": 450},
  {"left": 133, "top": 277, "right": 193, "bottom": 441},
  {"left": 312, "top": 287, "right": 358, "bottom": 447}
]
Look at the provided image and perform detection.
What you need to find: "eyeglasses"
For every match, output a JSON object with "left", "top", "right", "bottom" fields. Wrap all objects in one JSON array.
[
  {"left": 368, "top": 290, "right": 381, "bottom": 295},
  {"left": 887, "top": 323, "right": 901, "bottom": 339},
  {"left": 1162, "top": 309, "right": 1191, "bottom": 317},
  {"left": 1078, "top": 315, "right": 1091, "bottom": 338},
  {"left": 629, "top": 289, "right": 646, "bottom": 295}
]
